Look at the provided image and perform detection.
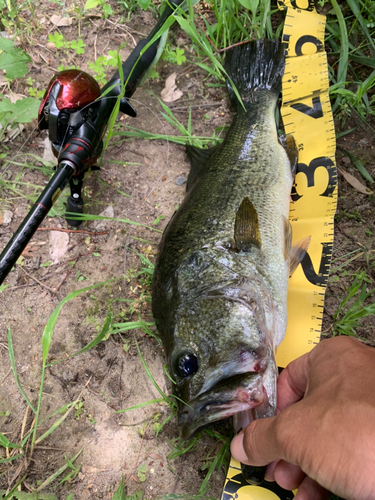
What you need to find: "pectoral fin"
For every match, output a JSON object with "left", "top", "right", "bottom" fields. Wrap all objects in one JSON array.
[
  {"left": 234, "top": 197, "right": 262, "bottom": 252},
  {"left": 289, "top": 236, "right": 311, "bottom": 275}
]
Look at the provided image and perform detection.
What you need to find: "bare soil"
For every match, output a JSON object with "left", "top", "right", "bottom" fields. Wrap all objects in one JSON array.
[{"left": 0, "top": 2, "right": 374, "bottom": 499}]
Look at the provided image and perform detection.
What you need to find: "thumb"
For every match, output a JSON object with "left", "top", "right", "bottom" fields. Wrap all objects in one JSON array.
[{"left": 231, "top": 416, "right": 281, "bottom": 466}]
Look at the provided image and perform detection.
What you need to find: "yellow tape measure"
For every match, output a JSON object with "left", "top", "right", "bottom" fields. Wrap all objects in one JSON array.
[
  {"left": 277, "top": 0, "right": 337, "bottom": 368},
  {"left": 222, "top": 0, "right": 337, "bottom": 497}
]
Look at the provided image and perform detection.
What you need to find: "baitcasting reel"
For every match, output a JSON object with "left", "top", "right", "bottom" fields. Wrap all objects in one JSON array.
[
  {"left": 0, "top": 0, "right": 182, "bottom": 284},
  {"left": 38, "top": 69, "right": 136, "bottom": 226}
]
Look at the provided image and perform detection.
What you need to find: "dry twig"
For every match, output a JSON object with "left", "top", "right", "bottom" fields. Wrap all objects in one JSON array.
[{"left": 18, "top": 267, "right": 55, "bottom": 294}]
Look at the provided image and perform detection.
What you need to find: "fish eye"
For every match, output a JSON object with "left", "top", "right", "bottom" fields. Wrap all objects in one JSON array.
[{"left": 174, "top": 352, "right": 199, "bottom": 378}]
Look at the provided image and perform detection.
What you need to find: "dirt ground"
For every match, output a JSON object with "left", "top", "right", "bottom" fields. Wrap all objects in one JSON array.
[{"left": 1, "top": 2, "right": 375, "bottom": 499}]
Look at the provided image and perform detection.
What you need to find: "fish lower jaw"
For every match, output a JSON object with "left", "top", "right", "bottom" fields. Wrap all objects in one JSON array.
[{"left": 178, "top": 393, "right": 265, "bottom": 439}]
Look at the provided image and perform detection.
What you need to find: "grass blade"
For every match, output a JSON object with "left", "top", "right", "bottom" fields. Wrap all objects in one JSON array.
[
  {"left": 61, "top": 213, "right": 162, "bottom": 233},
  {"left": 0, "top": 454, "right": 23, "bottom": 464},
  {"left": 34, "top": 397, "right": 81, "bottom": 445},
  {"left": 64, "top": 310, "right": 112, "bottom": 359},
  {"left": 0, "top": 432, "right": 22, "bottom": 449},
  {"left": 338, "top": 146, "right": 374, "bottom": 183},
  {"left": 36, "top": 448, "right": 83, "bottom": 492},
  {"left": 42, "top": 279, "right": 118, "bottom": 365},
  {"left": 2, "top": 475, "right": 28, "bottom": 500},
  {"left": 116, "top": 398, "right": 165, "bottom": 413},
  {"left": 330, "top": 0, "right": 349, "bottom": 113},
  {"left": 7, "top": 326, "right": 37, "bottom": 413},
  {"left": 346, "top": 0, "right": 375, "bottom": 54},
  {"left": 198, "top": 440, "right": 230, "bottom": 494},
  {"left": 134, "top": 338, "right": 175, "bottom": 407}
]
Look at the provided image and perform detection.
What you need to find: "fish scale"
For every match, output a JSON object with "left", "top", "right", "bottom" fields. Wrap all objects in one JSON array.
[{"left": 152, "top": 40, "right": 303, "bottom": 440}]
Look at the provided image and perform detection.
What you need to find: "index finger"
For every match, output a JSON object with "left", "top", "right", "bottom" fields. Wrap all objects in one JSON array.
[{"left": 277, "top": 350, "right": 309, "bottom": 412}]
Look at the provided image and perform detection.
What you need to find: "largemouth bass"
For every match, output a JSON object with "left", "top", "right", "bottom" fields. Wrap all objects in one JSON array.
[{"left": 152, "top": 40, "right": 307, "bottom": 439}]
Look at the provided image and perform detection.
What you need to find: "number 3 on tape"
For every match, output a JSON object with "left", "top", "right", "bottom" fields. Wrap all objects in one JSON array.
[{"left": 222, "top": 1, "right": 337, "bottom": 498}]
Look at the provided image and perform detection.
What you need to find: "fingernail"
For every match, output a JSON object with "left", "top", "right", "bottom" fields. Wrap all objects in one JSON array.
[{"left": 230, "top": 433, "right": 250, "bottom": 464}]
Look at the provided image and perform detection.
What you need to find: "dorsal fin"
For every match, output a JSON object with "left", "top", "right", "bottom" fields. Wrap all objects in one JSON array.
[
  {"left": 185, "top": 145, "right": 218, "bottom": 191},
  {"left": 234, "top": 197, "right": 261, "bottom": 252}
]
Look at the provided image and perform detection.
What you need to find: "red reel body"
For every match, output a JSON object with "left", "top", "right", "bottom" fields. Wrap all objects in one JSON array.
[
  {"left": 38, "top": 69, "right": 101, "bottom": 159},
  {"left": 38, "top": 69, "right": 100, "bottom": 120}
]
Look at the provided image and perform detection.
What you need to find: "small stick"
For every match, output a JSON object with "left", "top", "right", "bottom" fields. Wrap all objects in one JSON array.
[
  {"left": 97, "top": 357, "right": 117, "bottom": 383},
  {"left": 119, "top": 360, "right": 124, "bottom": 411},
  {"left": 18, "top": 267, "right": 55, "bottom": 294},
  {"left": 53, "top": 249, "right": 95, "bottom": 295},
  {"left": 0, "top": 368, "right": 11, "bottom": 384},
  {"left": 6, "top": 274, "right": 53, "bottom": 291},
  {"left": 196, "top": 18, "right": 251, "bottom": 54},
  {"left": 67, "top": 237, "right": 85, "bottom": 252},
  {"left": 56, "top": 249, "right": 96, "bottom": 267},
  {"left": 94, "top": 33, "right": 98, "bottom": 61},
  {"left": 337, "top": 225, "right": 361, "bottom": 243},
  {"left": 33, "top": 446, "right": 67, "bottom": 451},
  {"left": 20, "top": 406, "right": 30, "bottom": 442},
  {"left": 169, "top": 102, "right": 223, "bottom": 111},
  {"left": 125, "top": 423, "right": 149, "bottom": 485},
  {"left": 37, "top": 227, "right": 108, "bottom": 236},
  {"left": 52, "top": 266, "right": 75, "bottom": 296}
]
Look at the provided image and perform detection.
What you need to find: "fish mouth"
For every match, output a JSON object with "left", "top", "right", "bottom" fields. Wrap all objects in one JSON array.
[{"left": 178, "top": 372, "right": 267, "bottom": 439}]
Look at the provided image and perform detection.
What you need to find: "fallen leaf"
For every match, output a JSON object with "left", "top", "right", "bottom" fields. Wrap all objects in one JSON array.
[
  {"left": 160, "top": 72, "right": 183, "bottom": 103},
  {"left": 50, "top": 14, "right": 73, "bottom": 26},
  {"left": 2, "top": 124, "right": 24, "bottom": 142},
  {"left": 22, "top": 245, "right": 36, "bottom": 257},
  {"left": 4, "top": 92, "right": 26, "bottom": 103},
  {"left": 338, "top": 168, "right": 373, "bottom": 195}
]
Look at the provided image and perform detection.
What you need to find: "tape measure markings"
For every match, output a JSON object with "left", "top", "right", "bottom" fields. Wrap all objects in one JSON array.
[{"left": 223, "top": 0, "right": 337, "bottom": 496}]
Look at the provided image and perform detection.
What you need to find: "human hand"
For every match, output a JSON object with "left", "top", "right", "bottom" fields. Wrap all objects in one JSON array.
[{"left": 231, "top": 336, "right": 375, "bottom": 500}]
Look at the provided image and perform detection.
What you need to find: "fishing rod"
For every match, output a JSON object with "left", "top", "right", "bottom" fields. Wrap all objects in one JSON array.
[{"left": 0, "top": 0, "right": 184, "bottom": 285}]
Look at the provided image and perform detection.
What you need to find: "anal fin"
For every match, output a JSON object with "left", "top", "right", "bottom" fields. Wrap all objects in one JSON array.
[{"left": 234, "top": 197, "right": 262, "bottom": 252}]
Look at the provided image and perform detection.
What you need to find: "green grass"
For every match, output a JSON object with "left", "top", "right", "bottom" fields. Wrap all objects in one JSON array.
[
  {"left": 1, "top": 278, "right": 120, "bottom": 494},
  {"left": 332, "top": 269, "right": 375, "bottom": 337},
  {"left": 327, "top": 0, "right": 375, "bottom": 136}
]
